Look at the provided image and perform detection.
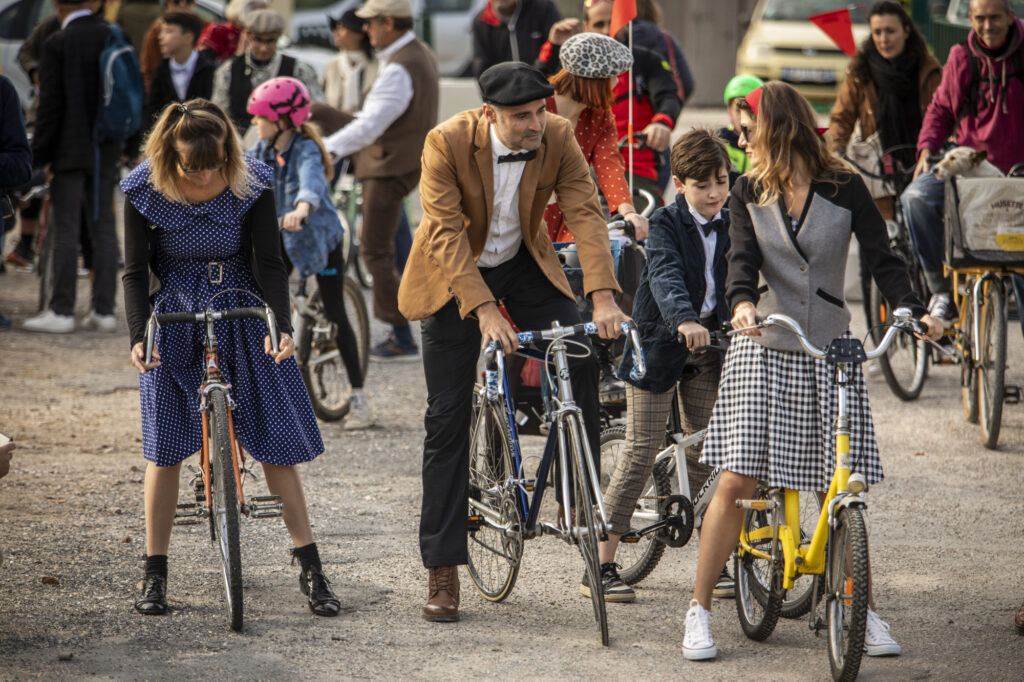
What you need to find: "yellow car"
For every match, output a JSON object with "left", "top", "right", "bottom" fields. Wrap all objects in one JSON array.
[{"left": 736, "top": 0, "right": 870, "bottom": 103}]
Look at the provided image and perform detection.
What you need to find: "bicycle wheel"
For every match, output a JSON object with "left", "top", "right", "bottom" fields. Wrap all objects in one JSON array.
[
  {"left": 870, "top": 282, "right": 928, "bottom": 401},
  {"left": 978, "top": 279, "right": 1007, "bottom": 449},
  {"left": 568, "top": 414, "right": 608, "bottom": 646},
  {"left": 960, "top": 291, "right": 979, "bottom": 424},
  {"left": 343, "top": 276, "right": 370, "bottom": 378},
  {"left": 734, "top": 490, "right": 783, "bottom": 641},
  {"left": 207, "top": 388, "right": 243, "bottom": 631},
  {"left": 298, "top": 288, "right": 350, "bottom": 421},
  {"left": 827, "top": 505, "right": 869, "bottom": 682},
  {"left": 780, "top": 490, "right": 825, "bottom": 619},
  {"left": 598, "top": 426, "right": 669, "bottom": 585},
  {"left": 465, "top": 393, "right": 522, "bottom": 602}
]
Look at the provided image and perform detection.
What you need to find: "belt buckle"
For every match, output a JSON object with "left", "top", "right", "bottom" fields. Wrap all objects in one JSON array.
[{"left": 208, "top": 262, "right": 223, "bottom": 284}]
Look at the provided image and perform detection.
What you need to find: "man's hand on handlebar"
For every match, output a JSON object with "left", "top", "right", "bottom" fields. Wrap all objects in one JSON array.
[
  {"left": 591, "top": 289, "right": 629, "bottom": 340},
  {"left": 265, "top": 333, "right": 295, "bottom": 363},
  {"left": 677, "top": 319, "right": 710, "bottom": 350},
  {"left": 640, "top": 122, "right": 671, "bottom": 152},
  {"left": 131, "top": 341, "right": 161, "bottom": 374},
  {"left": 475, "top": 301, "right": 520, "bottom": 352},
  {"left": 731, "top": 301, "right": 762, "bottom": 336}
]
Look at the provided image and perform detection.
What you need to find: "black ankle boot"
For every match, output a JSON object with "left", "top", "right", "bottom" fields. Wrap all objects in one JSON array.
[
  {"left": 135, "top": 574, "right": 168, "bottom": 615},
  {"left": 299, "top": 565, "right": 341, "bottom": 617}
]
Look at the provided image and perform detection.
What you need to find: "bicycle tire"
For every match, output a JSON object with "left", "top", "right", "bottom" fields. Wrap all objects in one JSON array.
[
  {"left": 208, "top": 388, "right": 243, "bottom": 631},
  {"left": 734, "top": 489, "right": 783, "bottom": 641},
  {"left": 568, "top": 414, "right": 609, "bottom": 646},
  {"left": 870, "top": 282, "right": 928, "bottom": 401},
  {"left": 465, "top": 393, "right": 522, "bottom": 602},
  {"left": 960, "top": 292, "right": 980, "bottom": 424},
  {"left": 780, "top": 490, "right": 826, "bottom": 619},
  {"left": 343, "top": 276, "right": 370, "bottom": 378},
  {"left": 298, "top": 288, "right": 350, "bottom": 421},
  {"left": 598, "top": 426, "right": 669, "bottom": 585},
  {"left": 827, "top": 505, "right": 869, "bottom": 682},
  {"left": 978, "top": 279, "right": 1006, "bottom": 449}
]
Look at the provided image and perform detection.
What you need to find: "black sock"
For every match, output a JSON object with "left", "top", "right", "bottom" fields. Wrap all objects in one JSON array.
[
  {"left": 18, "top": 233, "right": 33, "bottom": 251},
  {"left": 291, "top": 542, "right": 321, "bottom": 572},
  {"left": 145, "top": 554, "right": 168, "bottom": 579}
]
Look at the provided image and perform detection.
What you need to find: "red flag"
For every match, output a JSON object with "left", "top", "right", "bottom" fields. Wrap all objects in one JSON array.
[
  {"left": 809, "top": 8, "right": 857, "bottom": 57},
  {"left": 610, "top": 0, "right": 637, "bottom": 40}
]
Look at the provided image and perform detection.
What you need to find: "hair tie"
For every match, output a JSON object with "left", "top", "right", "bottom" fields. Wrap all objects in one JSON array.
[{"left": 177, "top": 104, "right": 192, "bottom": 117}]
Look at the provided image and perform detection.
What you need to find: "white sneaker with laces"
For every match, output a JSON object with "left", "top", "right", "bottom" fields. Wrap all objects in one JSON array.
[
  {"left": 682, "top": 599, "right": 717, "bottom": 660},
  {"left": 23, "top": 310, "right": 74, "bottom": 334},
  {"left": 864, "top": 608, "right": 901, "bottom": 656},
  {"left": 84, "top": 311, "right": 117, "bottom": 332},
  {"left": 344, "top": 390, "right": 375, "bottom": 430}
]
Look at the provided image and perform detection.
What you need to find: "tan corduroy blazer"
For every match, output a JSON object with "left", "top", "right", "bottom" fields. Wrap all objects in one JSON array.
[{"left": 398, "top": 108, "right": 620, "bottom": 322}]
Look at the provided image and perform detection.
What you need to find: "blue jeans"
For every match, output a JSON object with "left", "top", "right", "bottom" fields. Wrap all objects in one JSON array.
[{"left": 901, "top": 171, "right": 948, "bottom": 293}]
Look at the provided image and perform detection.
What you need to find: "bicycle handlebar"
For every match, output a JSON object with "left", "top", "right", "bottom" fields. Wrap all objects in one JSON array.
[
  {"left": 729, "top": 309, "right": 925, "bottom": 361},
  {"left": 144, "top": 306, "right": 280, "bottom": 364}
]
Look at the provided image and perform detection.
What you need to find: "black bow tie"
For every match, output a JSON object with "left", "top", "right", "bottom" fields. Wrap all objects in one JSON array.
[
  {"left": 701, "top": 218, "right": 723, "bottom": 238},
  {"left": 497, "top": 150, "right": 536, "bottom": 164}
]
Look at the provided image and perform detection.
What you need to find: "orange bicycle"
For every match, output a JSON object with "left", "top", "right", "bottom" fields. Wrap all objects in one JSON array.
[{"left": 142, "top": 296, "right": 285, "bottom": 631}]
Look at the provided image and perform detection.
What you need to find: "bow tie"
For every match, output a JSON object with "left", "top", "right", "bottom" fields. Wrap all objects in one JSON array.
[
  {"left": 497, "top": 150, "right": 536, "bottom": 164},
  {"left": 701, "top": 218, "right": 723, "bottom": 238}
]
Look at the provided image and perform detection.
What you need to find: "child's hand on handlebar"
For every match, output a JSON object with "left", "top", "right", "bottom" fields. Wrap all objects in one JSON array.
[
  {"left": 677, "top": 320, "right": 710, "bottom": 350},
  {"left": 918, "top": 314, "right": 944, "bottom": 341},
  {"left": 282, "top": 202, "right": 311, "bottom": 232},
  {"left": 265, "top": 333, "right": 295, "bottom": 363},
  {"left": 131, "top": 341, "right": 161, "bottom": 374},
  {"left": 731, "top": 301, "right": 762, "bottom": 336}
]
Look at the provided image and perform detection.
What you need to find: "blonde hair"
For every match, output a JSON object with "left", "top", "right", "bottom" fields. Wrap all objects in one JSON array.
[
  {"left": 739, "top": 81, "right": 850, "bottom": 207},
  {"left": 143, "top": 98, "right": 257, "bottom": 205},
  {"left": 288, "top": 121, "right": 335, "bottom": 183}
]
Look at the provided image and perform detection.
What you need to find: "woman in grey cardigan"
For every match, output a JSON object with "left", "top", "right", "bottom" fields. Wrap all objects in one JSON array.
[{"left": 681, "top": 81, "right": 943, "bottom": 663}]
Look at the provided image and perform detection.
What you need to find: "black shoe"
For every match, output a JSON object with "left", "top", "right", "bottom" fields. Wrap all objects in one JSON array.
[
  {"left": 134, "top": 575, "right": 168, "bottom": 615},
  {"left": 712, "top": 566, "right": 735, "bottom": 598},
  {"left": 579, "top": 562, "right": 636, "bottom": 603},
  {"left": 299, "top": 565, "right": 341, "bottom": 617}
]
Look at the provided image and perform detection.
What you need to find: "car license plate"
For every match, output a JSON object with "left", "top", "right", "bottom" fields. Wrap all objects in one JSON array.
[{"left": 781, "top": 67, "right": 836, "bottom": 84}]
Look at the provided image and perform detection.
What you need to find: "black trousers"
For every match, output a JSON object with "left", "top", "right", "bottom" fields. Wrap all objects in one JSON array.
[{"left": 418, "top": 246, "right": 600, "bottom": 567}]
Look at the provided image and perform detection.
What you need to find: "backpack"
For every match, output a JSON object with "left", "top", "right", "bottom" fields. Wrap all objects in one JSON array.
[
  {"left": 97, "top": 24, "right": 143, "bottom": 143},
  {"left": 956, "top": 39, "right": 1024, "bottom": 122}
]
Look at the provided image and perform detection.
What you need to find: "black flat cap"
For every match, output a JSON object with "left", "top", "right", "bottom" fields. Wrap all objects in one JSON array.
[
  {"left": 479, "top": 62, "right": 554, "bottom": 107},
  {"left": 328, "top": 8, "right": 364, "bottom": 31}
]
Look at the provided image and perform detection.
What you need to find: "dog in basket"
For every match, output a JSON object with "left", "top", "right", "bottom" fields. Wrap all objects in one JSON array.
[{"left": 932, "top": 146, "right": 1003, "bottom": 180}]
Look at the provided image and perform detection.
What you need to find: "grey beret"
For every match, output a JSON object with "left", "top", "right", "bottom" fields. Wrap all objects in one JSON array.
[
  {"left": 246, "top": 9, "right": 285, "bottom": 35},
  {"left": 559, "top": 32, "right": 633, "bottom": 79}
]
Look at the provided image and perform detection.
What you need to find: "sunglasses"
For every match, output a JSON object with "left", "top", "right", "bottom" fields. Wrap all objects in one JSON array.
[
  {"left": 739, "top": 124, "right": 755, "bottom": 141},
  {"left": 177, "top": 156, "right": 227, "bottom": 175}
]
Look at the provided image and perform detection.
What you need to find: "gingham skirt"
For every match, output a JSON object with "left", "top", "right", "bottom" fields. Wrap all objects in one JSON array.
[{"left": 701, "top": 334, "right": 883, "bottom": 491}]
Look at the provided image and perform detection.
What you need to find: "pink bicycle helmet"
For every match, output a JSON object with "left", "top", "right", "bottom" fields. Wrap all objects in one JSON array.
[{"left": 246, "top": 76, "right": 311, "bottom": 128}]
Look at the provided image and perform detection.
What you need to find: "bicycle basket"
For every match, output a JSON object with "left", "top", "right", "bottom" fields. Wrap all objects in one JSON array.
[
  {"left": 944, "top": 177, "right": 1024, "bottom": 268},
  {"left": 554, "top": 235, "right": 632, "bottom": 318}
]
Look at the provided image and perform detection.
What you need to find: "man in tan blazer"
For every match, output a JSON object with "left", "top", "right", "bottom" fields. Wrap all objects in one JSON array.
[{"left": 398, "top": 62, "right": 628, "bottom": 623}]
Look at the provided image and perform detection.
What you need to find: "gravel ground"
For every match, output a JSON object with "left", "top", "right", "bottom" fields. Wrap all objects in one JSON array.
[{"left": 1, "top": 173, "right": 1023, "bottom": 679}]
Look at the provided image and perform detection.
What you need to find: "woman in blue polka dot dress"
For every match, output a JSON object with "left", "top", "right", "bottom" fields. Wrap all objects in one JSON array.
[{"left": 121, "top": 99, "right": 340, "bottom": 618}]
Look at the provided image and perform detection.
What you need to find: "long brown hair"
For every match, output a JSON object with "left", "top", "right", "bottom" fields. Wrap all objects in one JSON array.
[
  {"left": 144, "top": 98, "right": 256, "bottom": 204},
  {"left": 548, "top": 68, "right": 614, "bottom": 110},
  {"left": 737, "top": 82, "right": 850, "bottom": 207},
  {"left": 272, "top": 118, "right": 334, "bottom": 183}
]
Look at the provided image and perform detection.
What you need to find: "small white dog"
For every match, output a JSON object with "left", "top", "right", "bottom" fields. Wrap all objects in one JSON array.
[{"left": 932, "top": 146, "right": 1003, "bottom": 180}]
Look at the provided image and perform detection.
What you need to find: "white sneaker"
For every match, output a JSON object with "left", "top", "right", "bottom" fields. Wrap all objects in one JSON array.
[
  {"left": 682, "top": 599, "right": 717, "bottom": 660},
  {"left": 344, "top": 391, "right": 375, "bottom": 430},
  {"left": 84, "top": 311, "right": 117, "bottom": 332},
  {"left": 23, "top": 310, "right": 74, "bottom": 334},
  {"left": 864, "top": 608, "right": 901, "bottom": 656}
]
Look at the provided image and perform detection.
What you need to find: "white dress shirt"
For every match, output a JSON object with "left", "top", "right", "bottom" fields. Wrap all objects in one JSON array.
[
  {"left": 169, "top": 50, "right": 199, "bottom": 101},
  {"left": 62, "top": 8, "right": 93, "bottom": 28},
  {"left": 476, "top": 126, "right": 527, "bottom": 268},
  {"left": 324, "top": 31, "right": 416, "bottom": 159},
  {"left": 686, "top": 200, "right": 720, "bottom": 316}
]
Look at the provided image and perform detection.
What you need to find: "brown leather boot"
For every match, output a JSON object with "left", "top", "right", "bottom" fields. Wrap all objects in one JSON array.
[
  {"left": 423, "top": 565, "right": 460, "bottom": 622},
  {"left": 1015, "top": 599, "right": 1024, "bottom": 635}
]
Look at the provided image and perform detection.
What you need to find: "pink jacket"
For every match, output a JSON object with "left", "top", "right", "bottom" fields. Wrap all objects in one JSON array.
[{"left": 917, "top": 18, "right": 1024, "bottom": 174}]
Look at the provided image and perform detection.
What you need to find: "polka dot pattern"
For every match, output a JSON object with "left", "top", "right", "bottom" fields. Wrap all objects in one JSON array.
[{"left": 121, "top": 158, "right": 324, "bottom": 467}]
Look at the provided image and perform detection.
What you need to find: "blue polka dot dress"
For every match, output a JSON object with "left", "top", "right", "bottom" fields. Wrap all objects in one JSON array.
[{"left": 121, "top": 157, "right": 323, "bottom": 467}]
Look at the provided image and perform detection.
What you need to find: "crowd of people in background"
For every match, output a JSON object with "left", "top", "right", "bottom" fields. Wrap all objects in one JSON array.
[{"left": 1, "top": 0, "right": 1022, "bottom": 656}]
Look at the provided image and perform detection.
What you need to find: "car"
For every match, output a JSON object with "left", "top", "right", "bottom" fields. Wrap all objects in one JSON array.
[{"left": 735, "top": 0, "right": 870, "bottom": 104}]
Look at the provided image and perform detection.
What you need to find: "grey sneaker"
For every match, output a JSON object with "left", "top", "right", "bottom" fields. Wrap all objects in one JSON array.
[
  {"left": 928, "top": 293, "right": 956, "bottom": 325},
  {"left": 23, "top": 310, "right": 74, "bottom": 334},
  {"left": 712, "top": 566, "right": 735, "bottom": 598},
  {"left": 579, "top": 562, "right": 635, "bottom": 603},
  {"left": 344, "top": 391, "right": 375, "bottom": 430}
]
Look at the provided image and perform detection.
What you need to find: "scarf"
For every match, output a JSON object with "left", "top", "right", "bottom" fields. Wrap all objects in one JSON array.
[{"left": 867, "top": 49, "right": 920, "bottom": 166}]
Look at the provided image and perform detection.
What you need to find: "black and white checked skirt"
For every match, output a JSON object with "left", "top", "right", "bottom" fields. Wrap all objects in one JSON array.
[{"left": 701, "top": 334, "right": 883, "bottom": 491}]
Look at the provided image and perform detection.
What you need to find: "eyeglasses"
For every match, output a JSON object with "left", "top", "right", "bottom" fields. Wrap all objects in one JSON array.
[{"left": 177, "top": 157, "right": 227, "bottom": 175}]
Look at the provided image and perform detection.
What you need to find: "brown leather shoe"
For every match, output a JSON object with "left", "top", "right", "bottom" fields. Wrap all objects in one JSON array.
[
  {"left": 423, "top": 565, "right": 460, "bottom": 622},
  {"left": 1015, "top": 599, "right": 1024, "bottom": 635}
]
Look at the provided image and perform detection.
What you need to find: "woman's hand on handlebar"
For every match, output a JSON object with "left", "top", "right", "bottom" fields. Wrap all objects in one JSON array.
[
  {"left": 265, "top": 333, "right": 295, "bottom": 363},
  {"left": 919, "top": 314, "right": 944, "bottom": 342},
  {"left": 131, "top": 341, "right": 161, "bottom": 374},
  {"left": 619, "top": 203, "right": 649, "bottom": 240},
  {"left": 731, "top": 301, "right": 762, "bottom": 337},
  {"left": 677, "top": 320, "right": 710, "bottom": 350},
  {"left": 282, "top": 202, "right": 311, "bottom": 232}
]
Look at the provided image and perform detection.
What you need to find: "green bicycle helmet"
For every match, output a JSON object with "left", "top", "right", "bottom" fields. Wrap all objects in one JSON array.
[{"left": 724, "top": 74, "right": 765, "bottom": 106}]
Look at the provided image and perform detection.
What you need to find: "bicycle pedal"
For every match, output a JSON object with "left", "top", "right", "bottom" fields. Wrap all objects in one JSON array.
[
  {"left": 1004, "top": 385, "right": 1021, "bottom": 404},
  {"left": 174, "top": 502, "right": 204, "bottom": 525},
  {"left": 467, "top": 515, "right": 482, "bottom": 532},
  {"left": 620, "top": 534, "right": 641, "bottom": 544},
  {"left": 245, "top": 495, "right": 283, "bottom": 518}
]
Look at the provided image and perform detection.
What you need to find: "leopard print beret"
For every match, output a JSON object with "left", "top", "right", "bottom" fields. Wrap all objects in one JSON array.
[{"left": 559, "top": 32, "right": 633, "bottom": 79}]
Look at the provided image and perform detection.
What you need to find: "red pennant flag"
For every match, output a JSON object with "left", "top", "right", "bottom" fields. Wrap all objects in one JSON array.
[
  {"left": 610, "top": 0, "right": 637, "bottom": 40},
  {"left": 809, "top": 8, "right": 857, "bottom": 57}
]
